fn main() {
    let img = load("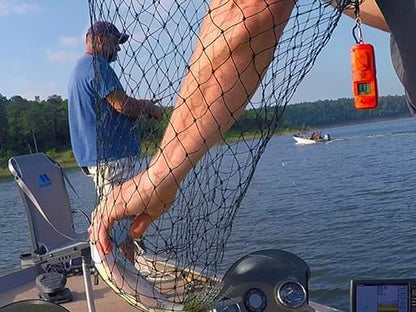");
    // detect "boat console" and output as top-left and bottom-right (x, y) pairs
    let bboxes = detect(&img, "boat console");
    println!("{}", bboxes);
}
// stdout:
(350, 279), (416, 312)
(216, 249), (315, 312)
(216, 250), (416, 312)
